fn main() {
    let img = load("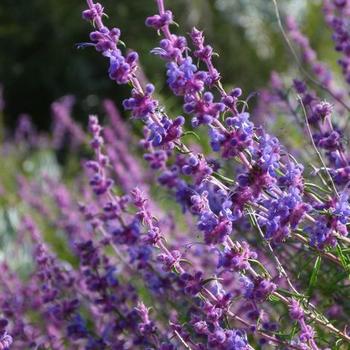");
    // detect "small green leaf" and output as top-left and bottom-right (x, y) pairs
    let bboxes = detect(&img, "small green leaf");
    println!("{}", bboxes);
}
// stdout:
(246, 210), (258, 229)
(212, 171), (235, 184)
(277, 288), (305, 300)
(181, 131), (201, 142)
(175, 145), (191, 154)
(179, 258), (193, 267)
(307, 256), (322, 298)
(118, 39), (126, 48)
(268, 294), (280, 303)
(249, 259), (271, 278)
(304, 182), (332, 194)
(336, 245), (350, 276)
(289, 322), (299, 340)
